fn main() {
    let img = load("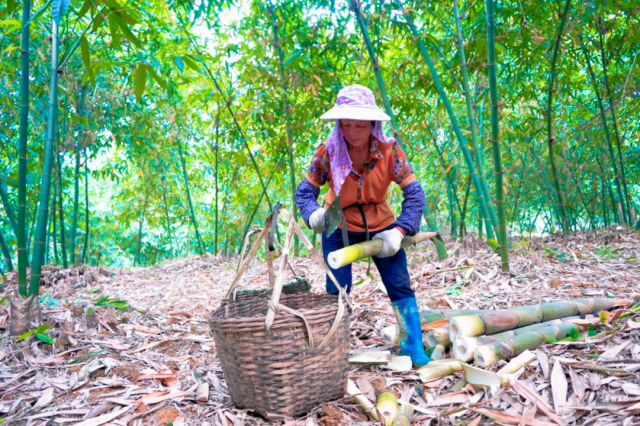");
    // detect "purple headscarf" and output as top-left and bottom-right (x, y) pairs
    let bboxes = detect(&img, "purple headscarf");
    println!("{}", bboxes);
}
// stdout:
(324, 85), (396, 195)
